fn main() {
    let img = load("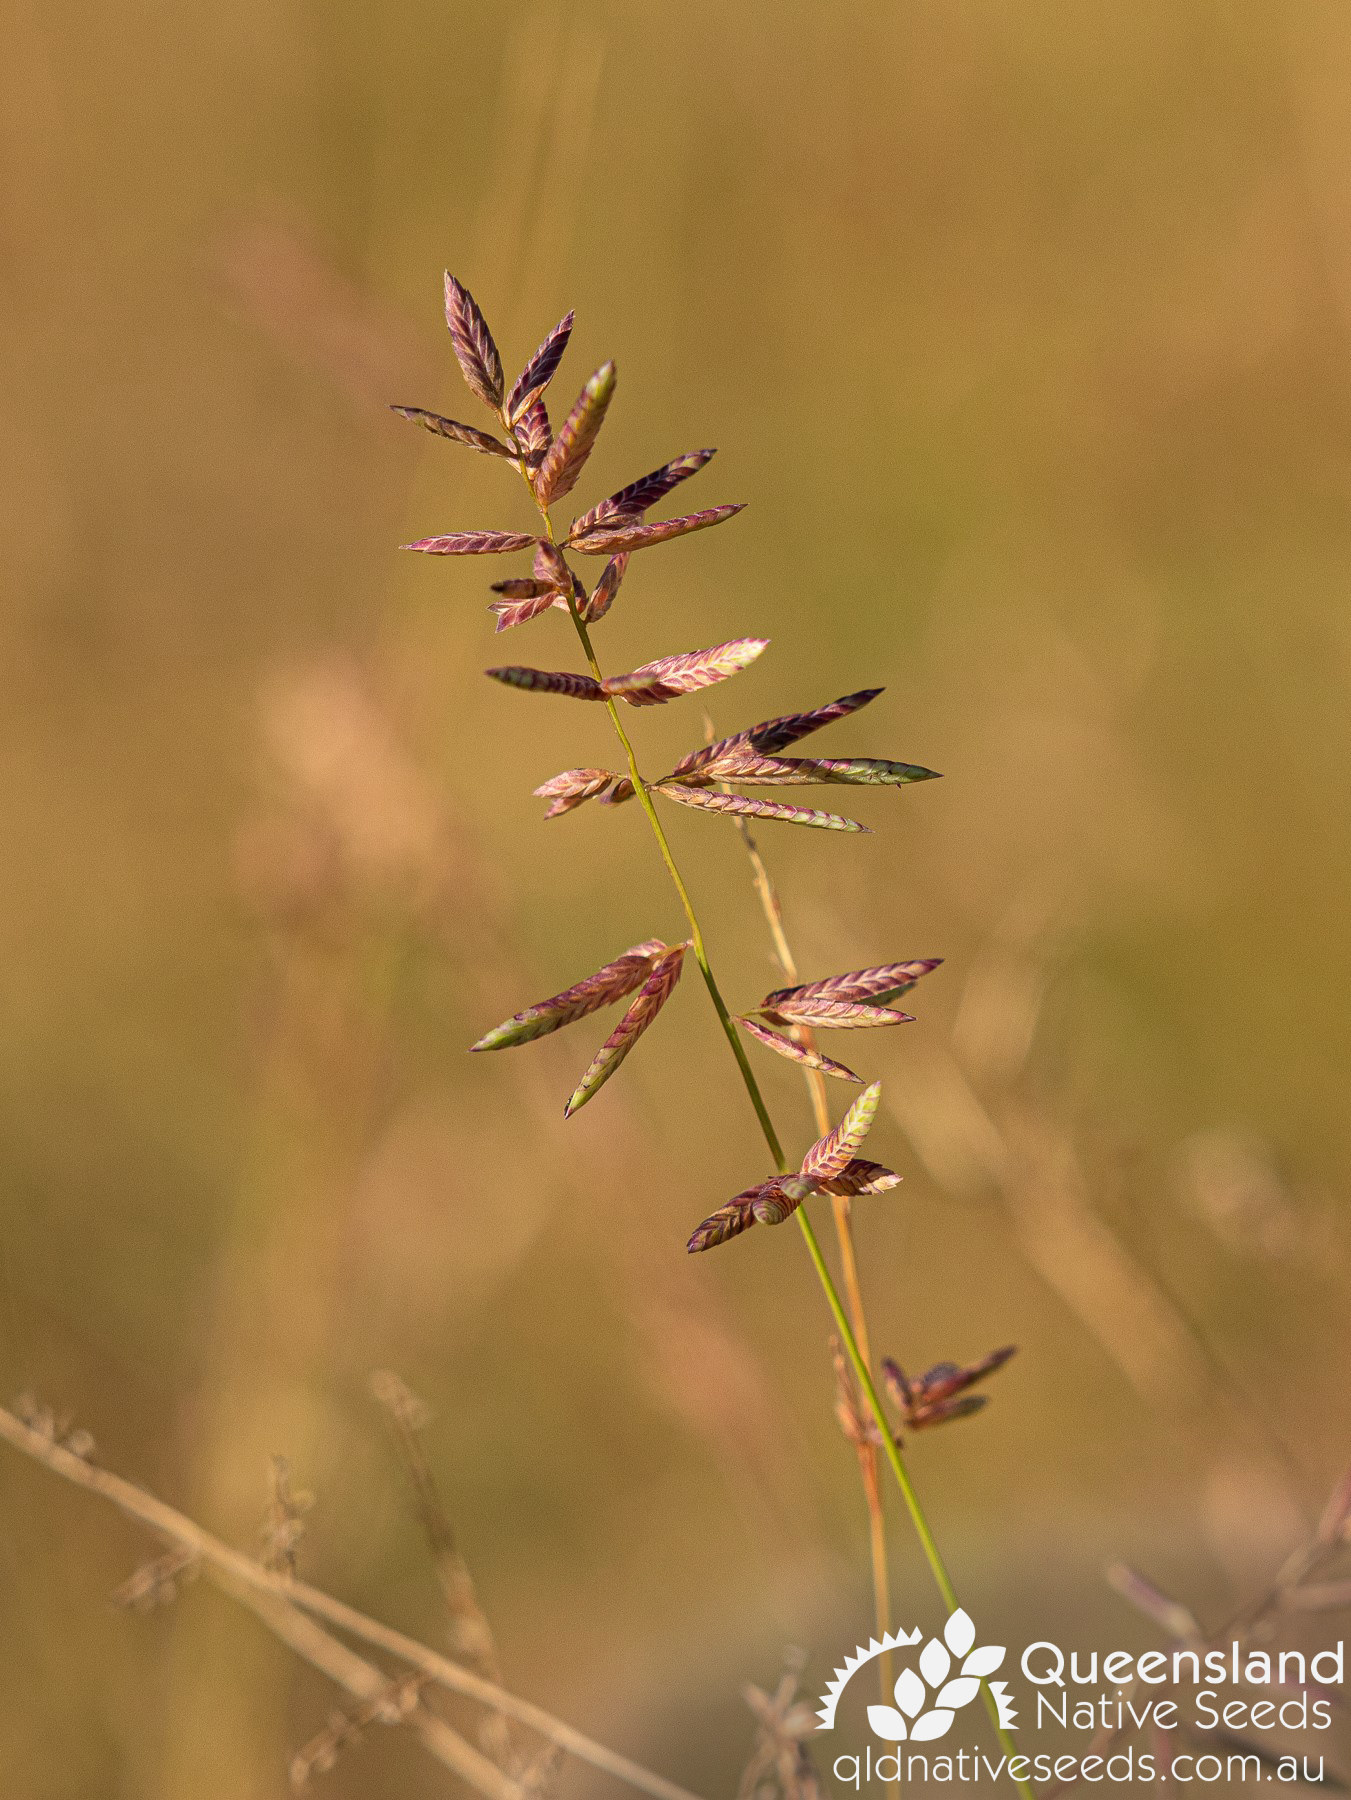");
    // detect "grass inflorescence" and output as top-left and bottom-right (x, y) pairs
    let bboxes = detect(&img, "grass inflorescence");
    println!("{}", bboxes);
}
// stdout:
(399, 271), (1030, 1792)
